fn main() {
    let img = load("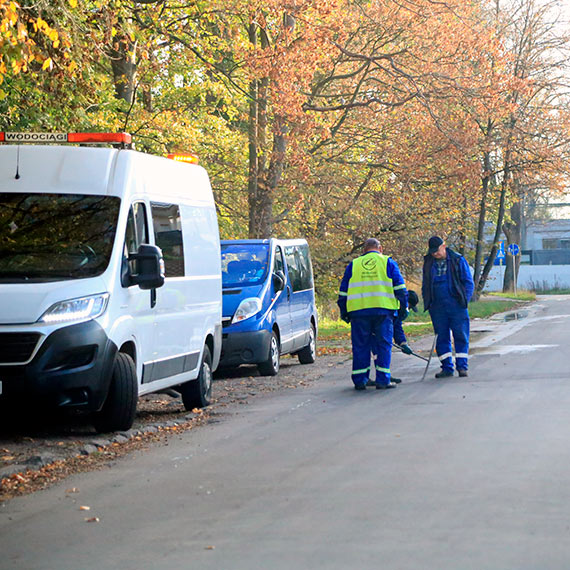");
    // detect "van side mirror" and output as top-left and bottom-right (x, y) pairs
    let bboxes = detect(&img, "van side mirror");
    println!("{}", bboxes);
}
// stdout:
(129, 244), (165, 290)
(272, 270), (286, 292)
